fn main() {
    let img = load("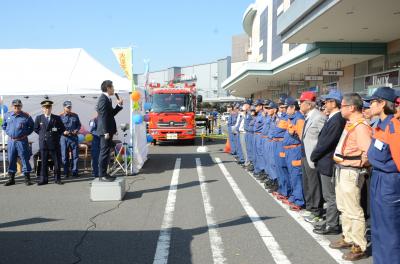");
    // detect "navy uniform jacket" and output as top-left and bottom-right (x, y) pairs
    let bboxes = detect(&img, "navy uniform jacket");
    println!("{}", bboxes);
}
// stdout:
(2, 111), (34, 139)
(34, 114), (65, 150)
(244, 112), (253, 132)
(60, 112), (81, 136)
(254, 112), (264, 133)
